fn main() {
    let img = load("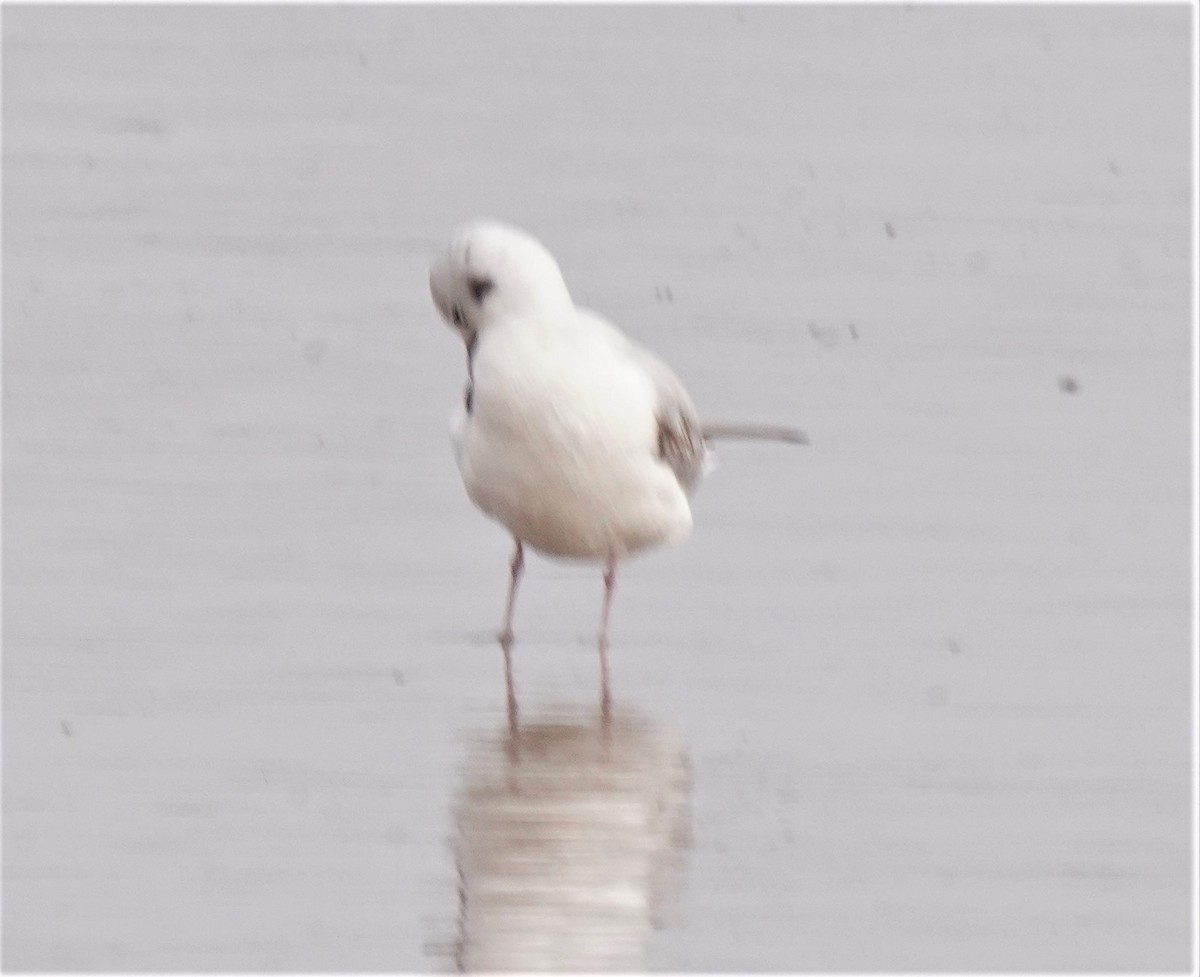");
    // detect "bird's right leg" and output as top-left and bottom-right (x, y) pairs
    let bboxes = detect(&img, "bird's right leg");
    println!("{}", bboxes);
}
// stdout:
(499, 539), (524, 647)
(499, 539), (524, 727)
